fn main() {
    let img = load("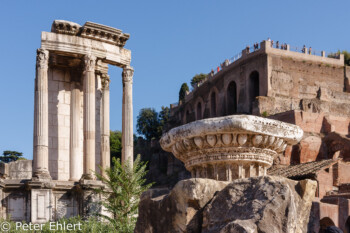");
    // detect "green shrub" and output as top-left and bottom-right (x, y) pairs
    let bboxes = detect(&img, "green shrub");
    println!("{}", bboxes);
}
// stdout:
(94, 155), (153, 233)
